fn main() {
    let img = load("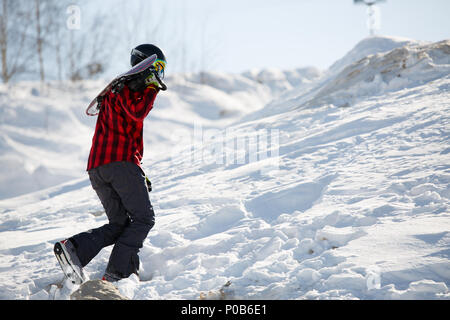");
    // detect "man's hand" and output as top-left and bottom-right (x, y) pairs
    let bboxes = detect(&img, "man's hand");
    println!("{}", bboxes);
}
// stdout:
(145, 175), (152, 193)
(144, 73), (159, 88)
